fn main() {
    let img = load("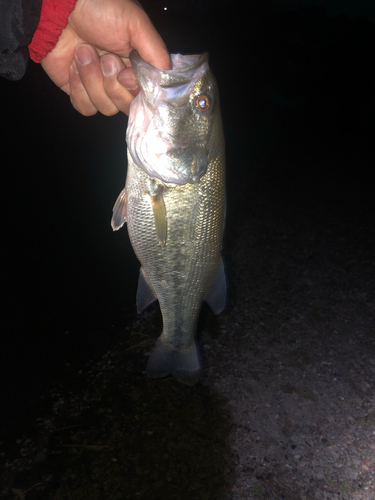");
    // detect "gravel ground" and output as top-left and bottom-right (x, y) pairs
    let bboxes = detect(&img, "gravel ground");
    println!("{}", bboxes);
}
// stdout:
(1, 147), (374, 500)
